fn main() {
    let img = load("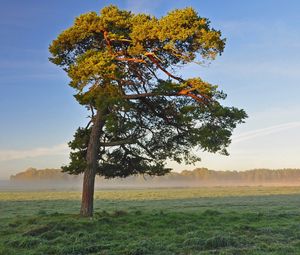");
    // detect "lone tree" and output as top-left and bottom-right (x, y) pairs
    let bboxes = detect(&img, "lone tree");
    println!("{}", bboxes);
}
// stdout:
(49, 6), (247, 217)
